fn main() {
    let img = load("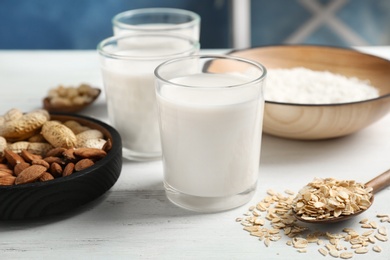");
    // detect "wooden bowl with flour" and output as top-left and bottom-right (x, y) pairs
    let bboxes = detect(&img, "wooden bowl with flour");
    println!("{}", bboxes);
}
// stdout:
(227, 45), (390, 140)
